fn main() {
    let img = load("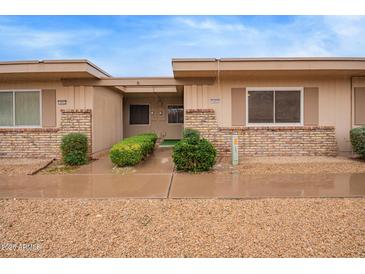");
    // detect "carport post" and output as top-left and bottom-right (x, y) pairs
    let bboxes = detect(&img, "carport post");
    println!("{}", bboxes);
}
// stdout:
(232, 132), (239, 166)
